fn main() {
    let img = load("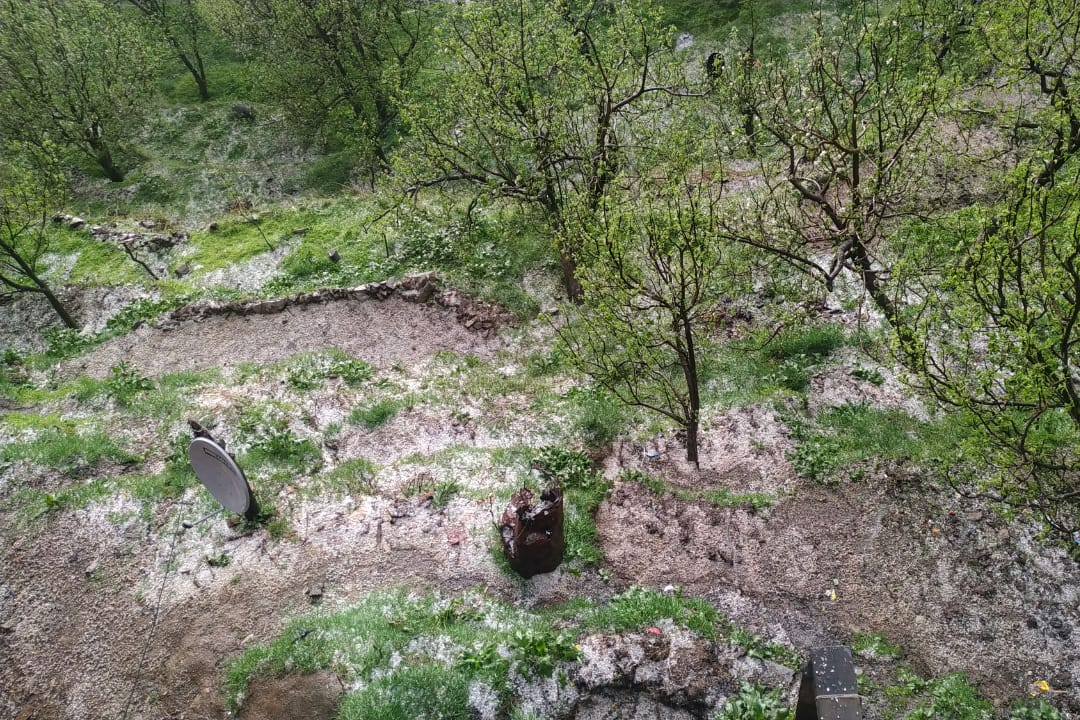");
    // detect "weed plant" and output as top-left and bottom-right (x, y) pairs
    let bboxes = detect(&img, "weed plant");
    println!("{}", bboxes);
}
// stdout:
(232, 400), (322, 476)
(102, 298), (180, 337)
(432, 479), (462, 508)
(1010, 699), (1065, 720)
(715, 682), (793, 720)
(904, 673), (993, 720)
(41, 328), (93, 362)
(241, 428), (321, 473)
(284, 350), (373, 390)
(105, 362), (153, 406)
